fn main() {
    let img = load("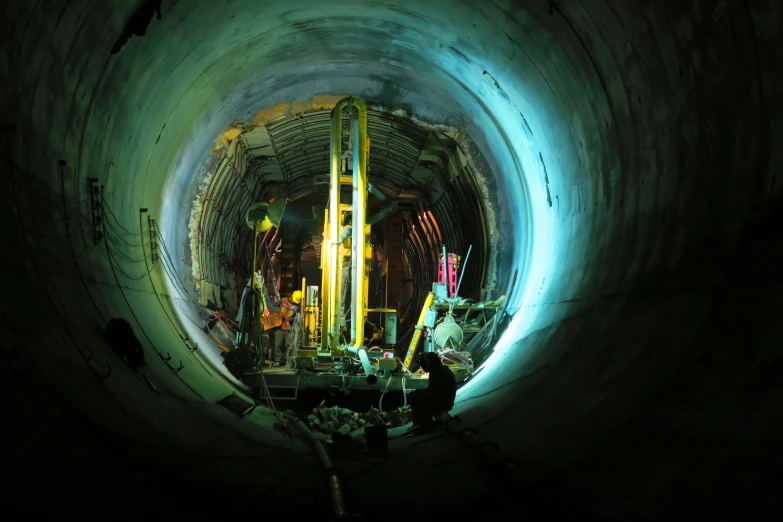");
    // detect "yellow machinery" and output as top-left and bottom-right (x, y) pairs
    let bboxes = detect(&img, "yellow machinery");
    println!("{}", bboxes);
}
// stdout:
(403, 292), (435, 370)
(241, 99), (491, 395)
(287, 97), (484, 384)
(246, 98), (493, 393)
(288, 97), (393, 383)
